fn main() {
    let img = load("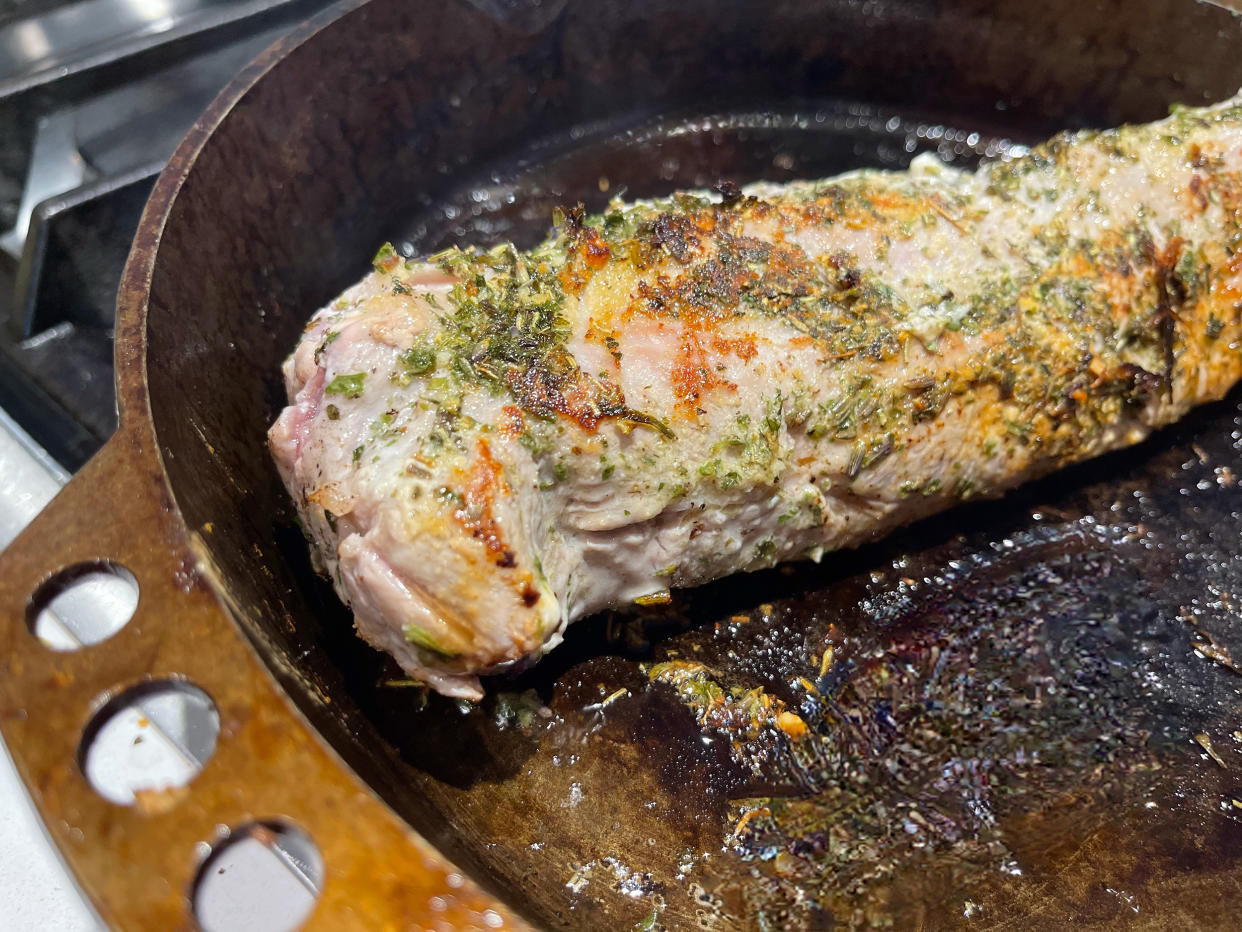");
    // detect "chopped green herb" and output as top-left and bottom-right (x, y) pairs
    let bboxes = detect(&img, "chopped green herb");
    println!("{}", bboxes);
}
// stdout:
(635, 589), (672, 606)
(402, 624), (457, 657)
(314, 330), (341, 363)
(326, 372), (366, 398)
(398, 345), (436, 378)
(372, 241), (399, 271)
